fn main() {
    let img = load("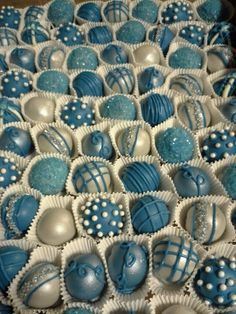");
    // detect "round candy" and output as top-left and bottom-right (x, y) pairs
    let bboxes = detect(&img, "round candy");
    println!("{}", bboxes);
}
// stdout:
(37, 45), (66, 71)
(60, 99), (95, 129)
(82, 131), (113, 160)
(0, 97), (23, 124)
(169, 47), (203, 69)
(23, 96), (55, 123)
(36, 70), (69, 94)
(0, 156), (21, 189)
(116, 20), (146, 44)
(213, 71), (236, 97)
(161, 305), (196, 314)
(24, 6), (45, 24)
(133, 45), (160, 66)
(28, 157), (69, 195)
(201, 129), (236, 162)
(64, 253), (106, 302)
(138, 67), (165, 94)
(207, 22), (236, 47)
(72, 161), (112, 193)
(88, 25), (113, 44)
(120, 161), (160, 193)
(161, 1), (194, 24)
(141, 93), (174, 126)
(132, 0), (159, 24)
(173, 165), (211, 197)
(1, 70), (32, 98)
(107, 241), (148, 293)
(79, 196), (125, 238)
(72, 71), (104, 97)
(0, 246), (28, 292)
(103, 1), (129, 23)
(106, 67), (134, 94)
(64, 308), (94, 314)
(197, 0), (231, 23)
(0, 28), (17, 47)
(9, 47), (36, 73)
(0, 53), (8, 74)
(101, 44), (128, 65)
(131, 195), (170, 234)
(169, 74), (204, 96)
(207, 46), (236, 73)
(100, 95), (136, 120)
(177, 99), (211, 131)
(1, 193), (39, 239)
(0, 6), (20, 29)
(55, 23), (85, 46)
(148, 25), (175, 55)
(194, 256), (236, 308)
(67, 47), (98, 71)
(47, 0), (74, 27)
(77, 2), (101, 22)
(156, 127), (194, 163)
(0, 303), (13, 314)
(220, 164), (236, 200)
(116, 125), (151, 157)
(21, 22), (49, 45)
(179, 24), (205, 46)
(153, 235), (199, 284)
(36, 207), (76, 245)
(18, 262), (60, 308)
(185, 201), (226, 244)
